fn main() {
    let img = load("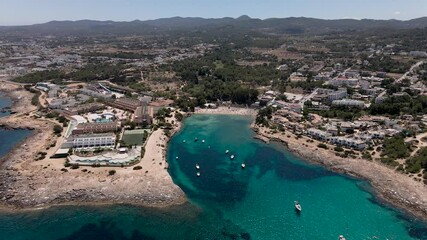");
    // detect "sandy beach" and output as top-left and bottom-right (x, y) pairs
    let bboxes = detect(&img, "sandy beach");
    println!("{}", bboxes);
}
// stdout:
(252, 125), (427, 221)
(195, 106), (257, 116)
(0, 80), (186, 209)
